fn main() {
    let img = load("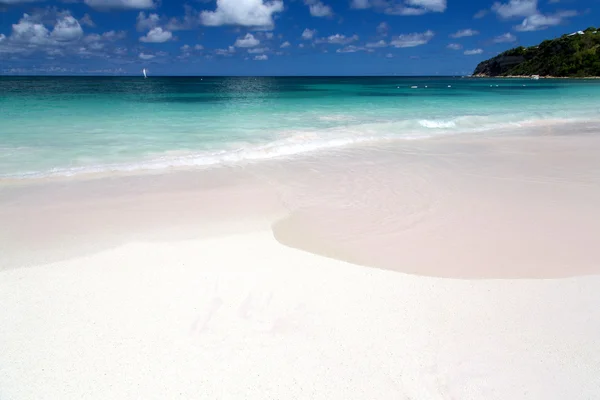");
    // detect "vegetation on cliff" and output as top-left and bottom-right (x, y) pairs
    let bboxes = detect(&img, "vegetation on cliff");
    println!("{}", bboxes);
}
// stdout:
(473, 27), (600, 77)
